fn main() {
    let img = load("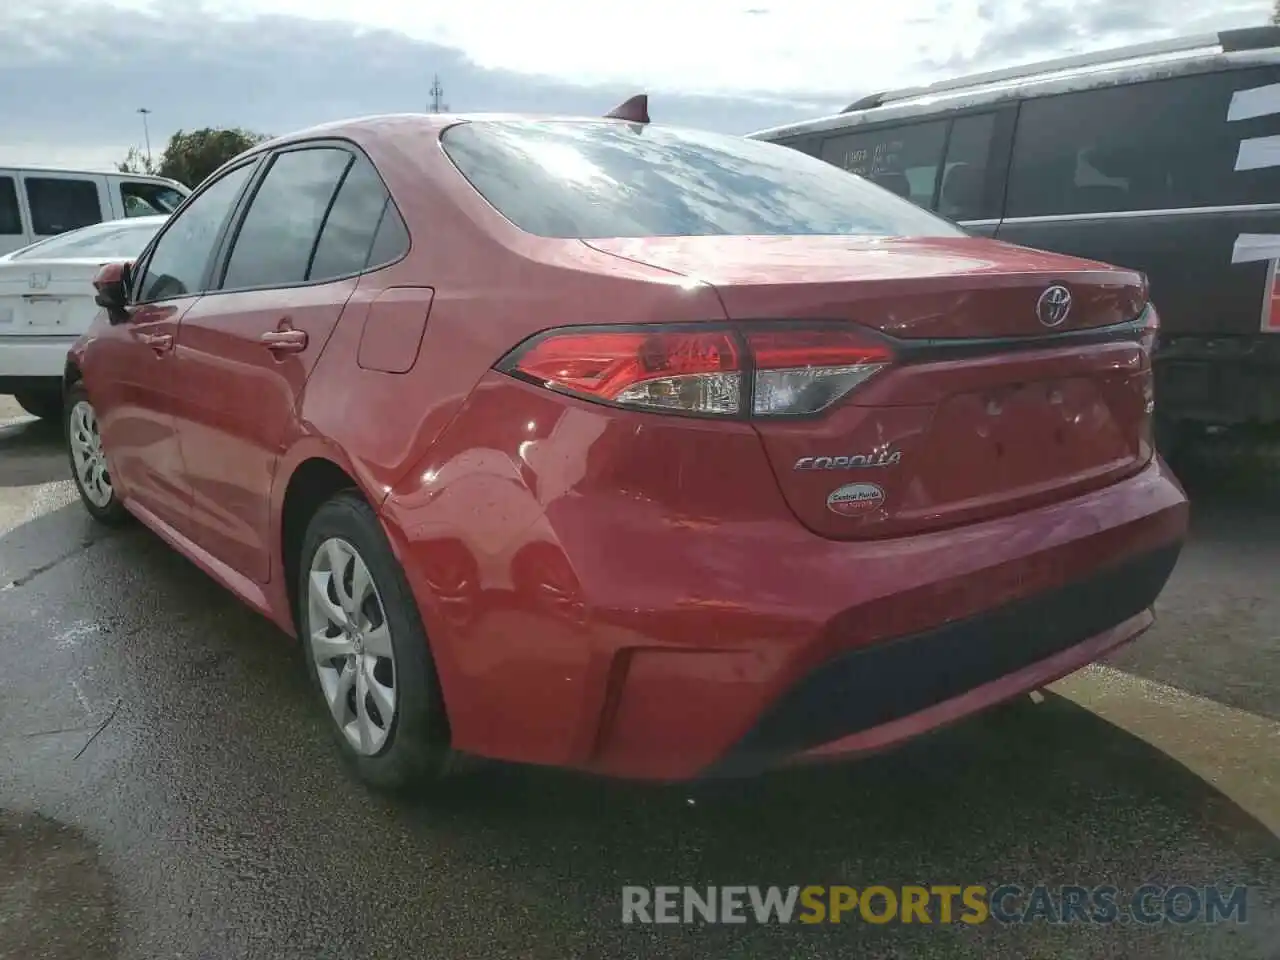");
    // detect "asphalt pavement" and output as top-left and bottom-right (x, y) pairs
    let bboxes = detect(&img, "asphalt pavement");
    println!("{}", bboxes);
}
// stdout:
(1, 395), (1277, 959)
